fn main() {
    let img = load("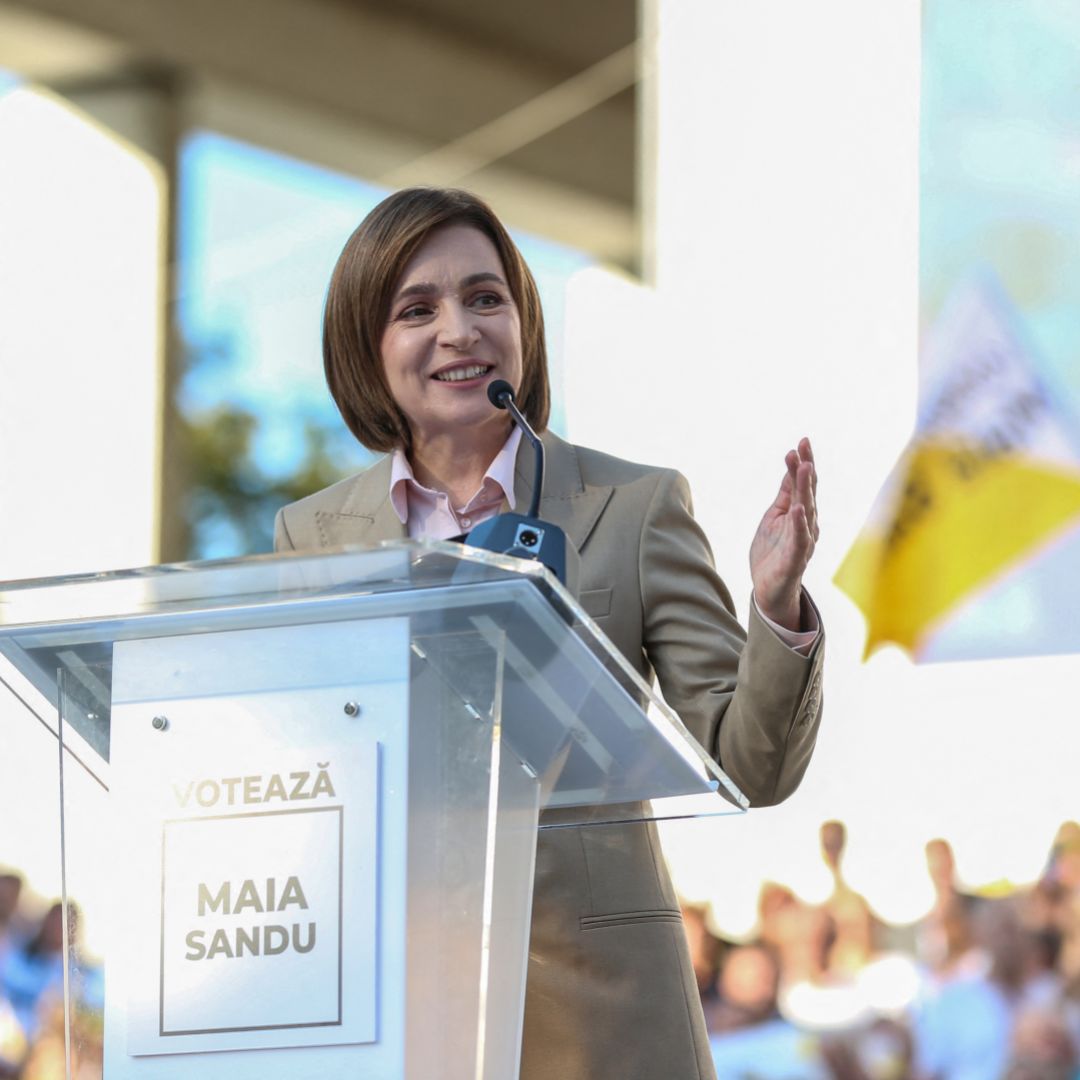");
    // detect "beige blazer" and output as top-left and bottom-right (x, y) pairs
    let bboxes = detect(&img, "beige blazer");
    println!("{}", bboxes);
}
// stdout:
(275, 430), (824, 1080)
